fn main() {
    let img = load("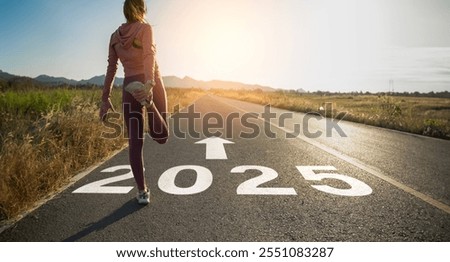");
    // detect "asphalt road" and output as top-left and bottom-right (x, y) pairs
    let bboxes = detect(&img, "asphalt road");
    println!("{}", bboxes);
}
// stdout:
(1, 95), (449, 241)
